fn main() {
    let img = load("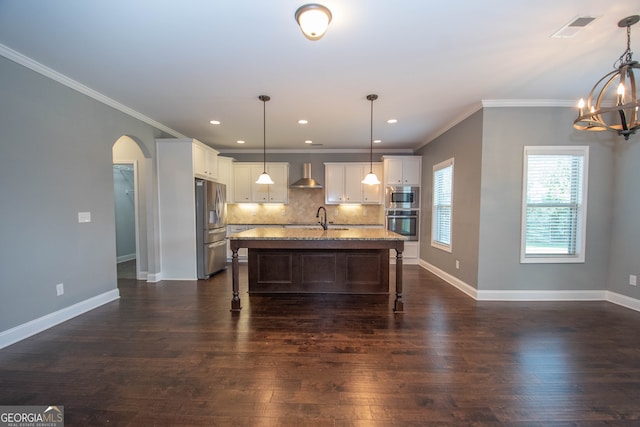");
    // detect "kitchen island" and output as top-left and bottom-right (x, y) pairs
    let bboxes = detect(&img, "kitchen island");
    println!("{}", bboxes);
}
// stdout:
(228, 227), (406, 313)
